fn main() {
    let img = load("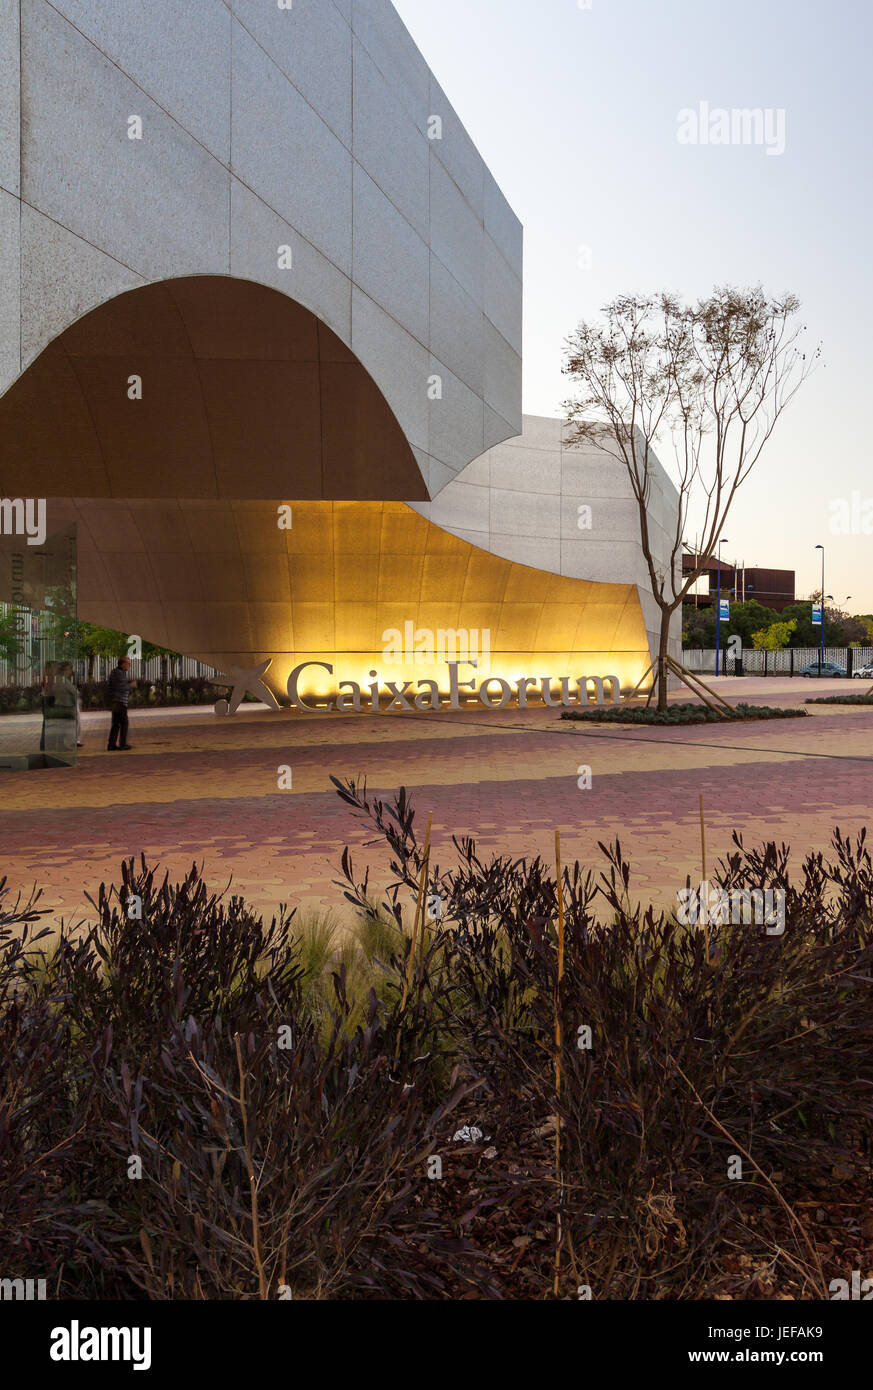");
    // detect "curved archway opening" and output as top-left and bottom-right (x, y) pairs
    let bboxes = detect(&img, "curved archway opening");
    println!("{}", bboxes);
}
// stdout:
(0, 276), (428, 501)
